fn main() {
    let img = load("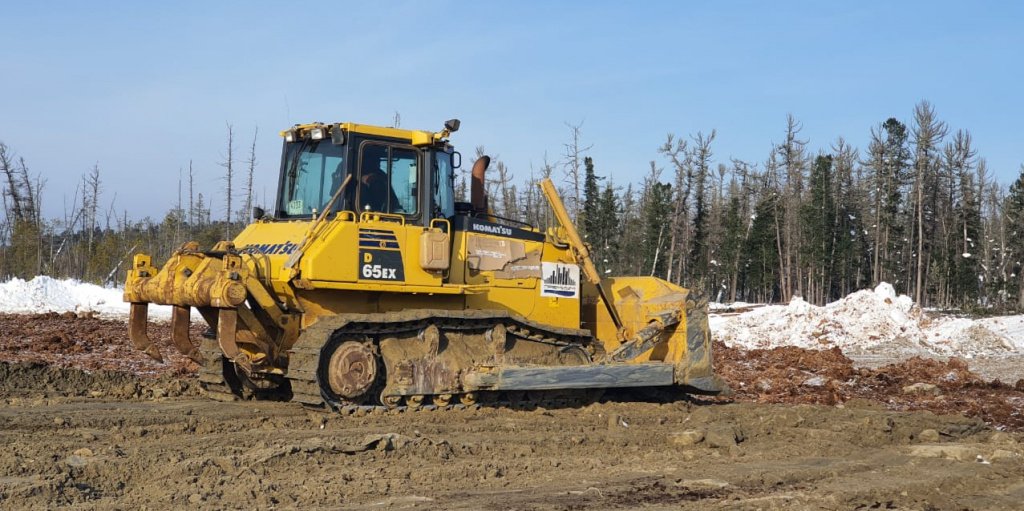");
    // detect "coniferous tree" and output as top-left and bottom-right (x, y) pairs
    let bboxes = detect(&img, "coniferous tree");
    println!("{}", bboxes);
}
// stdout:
(801, 154), (835, 304)
(592, 179), (620, 275)
(743, 184), (781, 302)
(718, 177), (745, 302)
(1003, 166), (1024, 308)
(581, 156), (600, 241)
(688, 131), (715, 288)
(944, 130), (981, 306)
(638, 163), (672, 277)
(866, 118), (911, 290)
